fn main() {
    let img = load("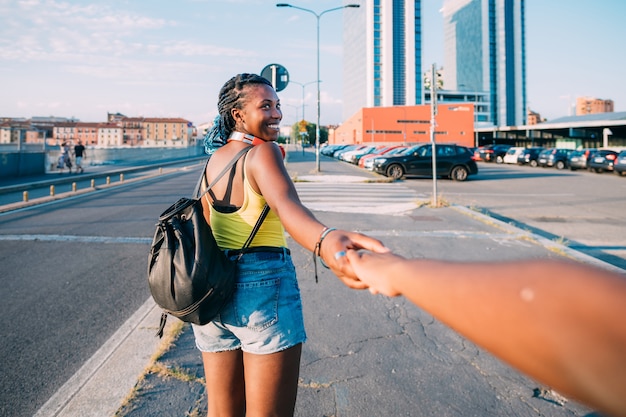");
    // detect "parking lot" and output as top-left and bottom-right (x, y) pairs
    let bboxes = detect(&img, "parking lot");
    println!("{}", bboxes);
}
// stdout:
(325, 143), (626, 271)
